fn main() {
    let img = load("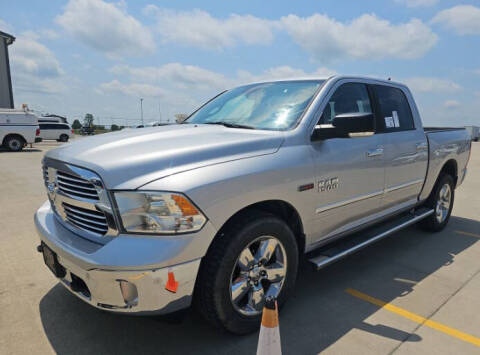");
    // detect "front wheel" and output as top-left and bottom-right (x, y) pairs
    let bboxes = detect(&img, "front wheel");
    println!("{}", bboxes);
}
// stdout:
(195, 211), (298, 334)
(419, 173), (455, 232)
